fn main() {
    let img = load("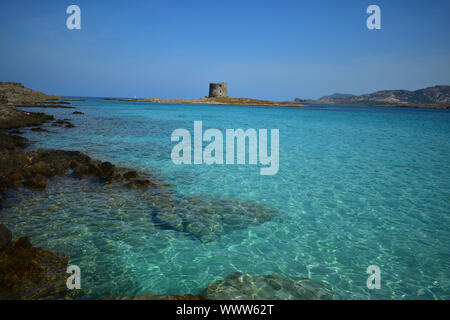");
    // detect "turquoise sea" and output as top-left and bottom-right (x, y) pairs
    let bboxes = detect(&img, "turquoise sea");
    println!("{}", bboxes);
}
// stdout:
(2, 99), (450, 299)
